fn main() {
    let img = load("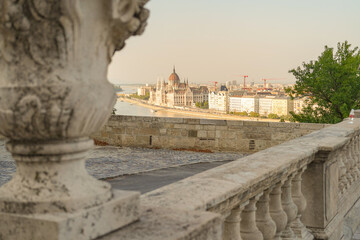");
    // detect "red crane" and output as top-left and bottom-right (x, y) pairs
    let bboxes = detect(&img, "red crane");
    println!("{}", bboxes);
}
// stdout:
(209, 81), (218, 88)
(234, 75), (249, 89)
